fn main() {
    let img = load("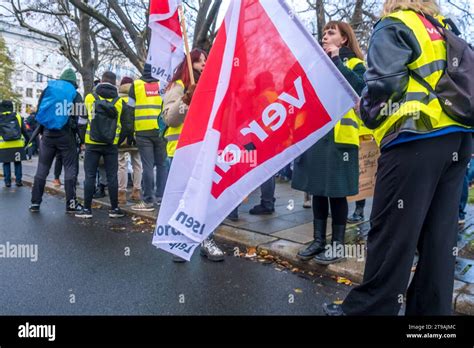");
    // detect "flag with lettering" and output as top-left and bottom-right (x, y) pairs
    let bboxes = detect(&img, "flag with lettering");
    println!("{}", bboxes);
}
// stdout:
(147, 0), (184, 90)
(152, 0), (359, 260)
